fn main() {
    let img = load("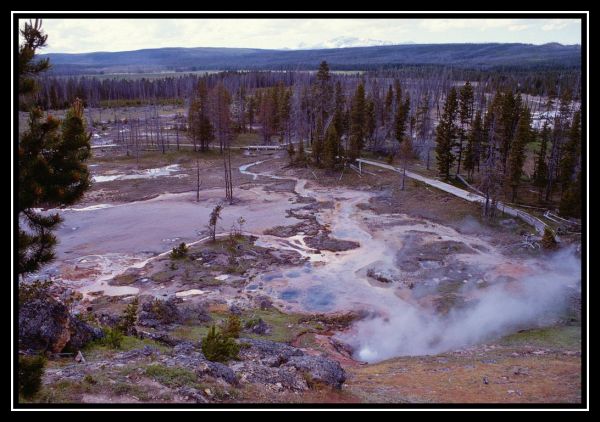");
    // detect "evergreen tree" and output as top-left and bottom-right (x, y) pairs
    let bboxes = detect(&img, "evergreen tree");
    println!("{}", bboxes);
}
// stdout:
(384, 85), (394, 126)
(435, 87), (458, 180)
(333, 81), (346, 139)
(322, 125), (339, 170)
(188, 80), (214, 152)
(394, 87), (410, 145)
(545, 89), (573, 201)
(557, 110), (581, 218)
(559, 110), (581, 194)
(479, 95), (503, 219)
(18, 19), (49, 99)
(312, 115), (324, 166)
(348, 83), (366, 161)
(463, 110), (483, 180)
(18, 20), (91, 275)
(314, 61), (332, 124)
(506, 106), (532, 202)
(456, 81), (474, 176)
(365, 98), (376, 146)
(533, 122), (551, 202)
(498, 91), (521, 173)
(559, 170), (581, 218)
